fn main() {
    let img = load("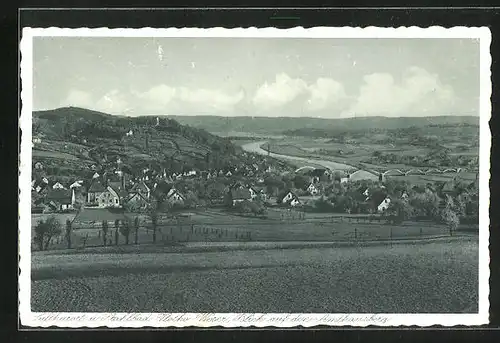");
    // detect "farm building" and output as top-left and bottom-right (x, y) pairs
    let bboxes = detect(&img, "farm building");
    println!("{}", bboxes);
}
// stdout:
(45, 189), (75, 212)
(130, 181), (151, 199)
(306, 183), (320, 196)
(125, 192), (150, 212)
(226, 188), (252, 206)
(248, 186), (259, 199)
(377, 197), (391, 213)
(87, 180), (106, 203)
(165, 187), (186, 205)
(278, 191), (301, 207)
(87, 180), (123, 208)
(71, 207), (130, 229)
